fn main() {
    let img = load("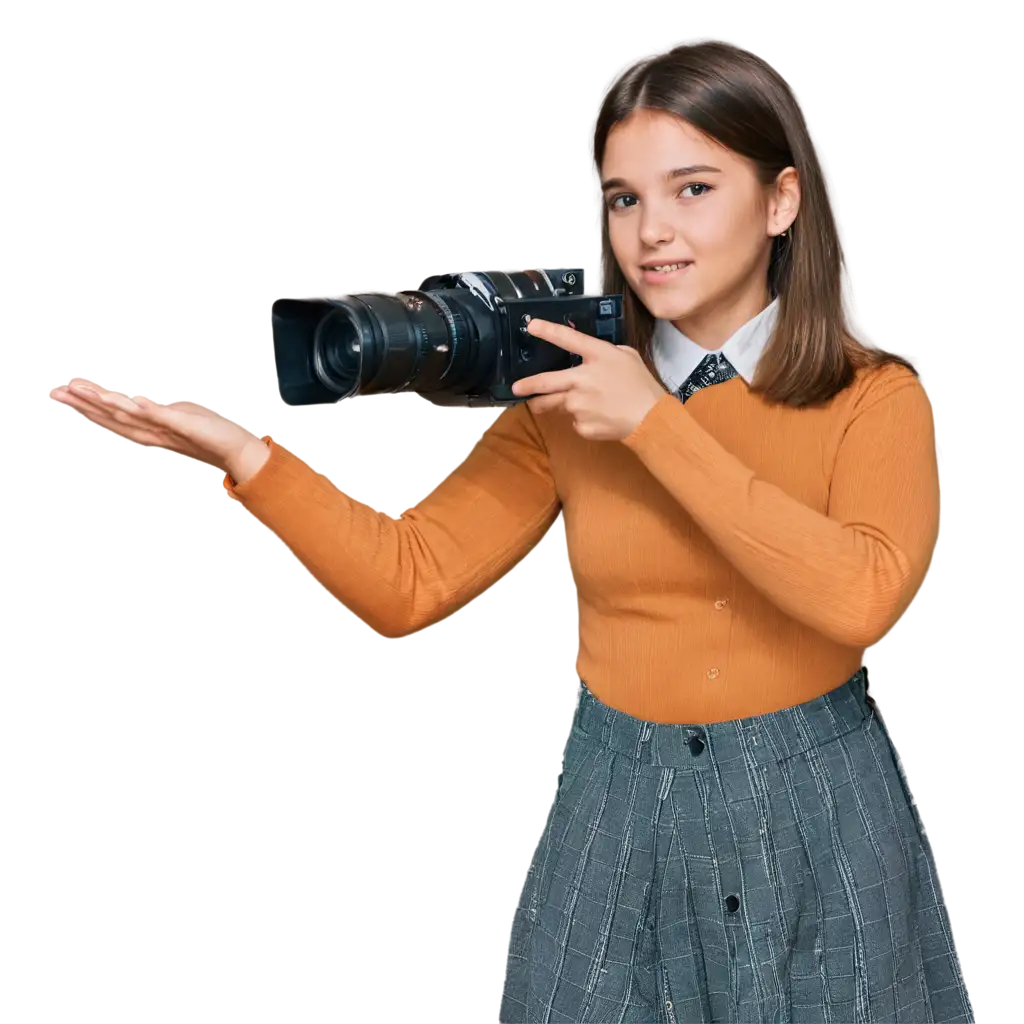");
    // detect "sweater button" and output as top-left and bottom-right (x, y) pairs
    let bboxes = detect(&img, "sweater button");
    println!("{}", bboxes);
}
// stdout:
(714, 598), (728, 610)
(707, 668), (720, 680)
